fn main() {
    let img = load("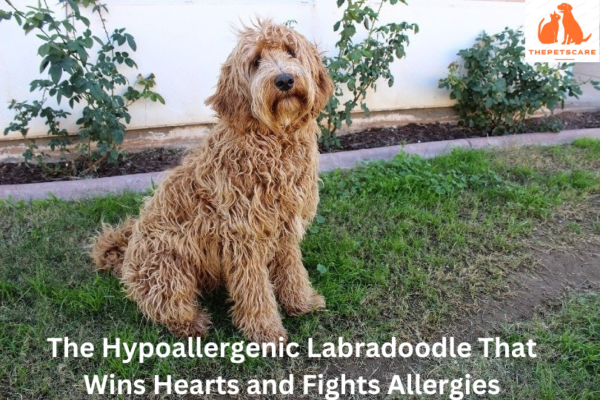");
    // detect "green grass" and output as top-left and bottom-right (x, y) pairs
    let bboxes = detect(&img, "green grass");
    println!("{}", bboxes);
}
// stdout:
(572, 137), (600, 156)
(432, 291), (600, 399)
(0, 141), (599, 398)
